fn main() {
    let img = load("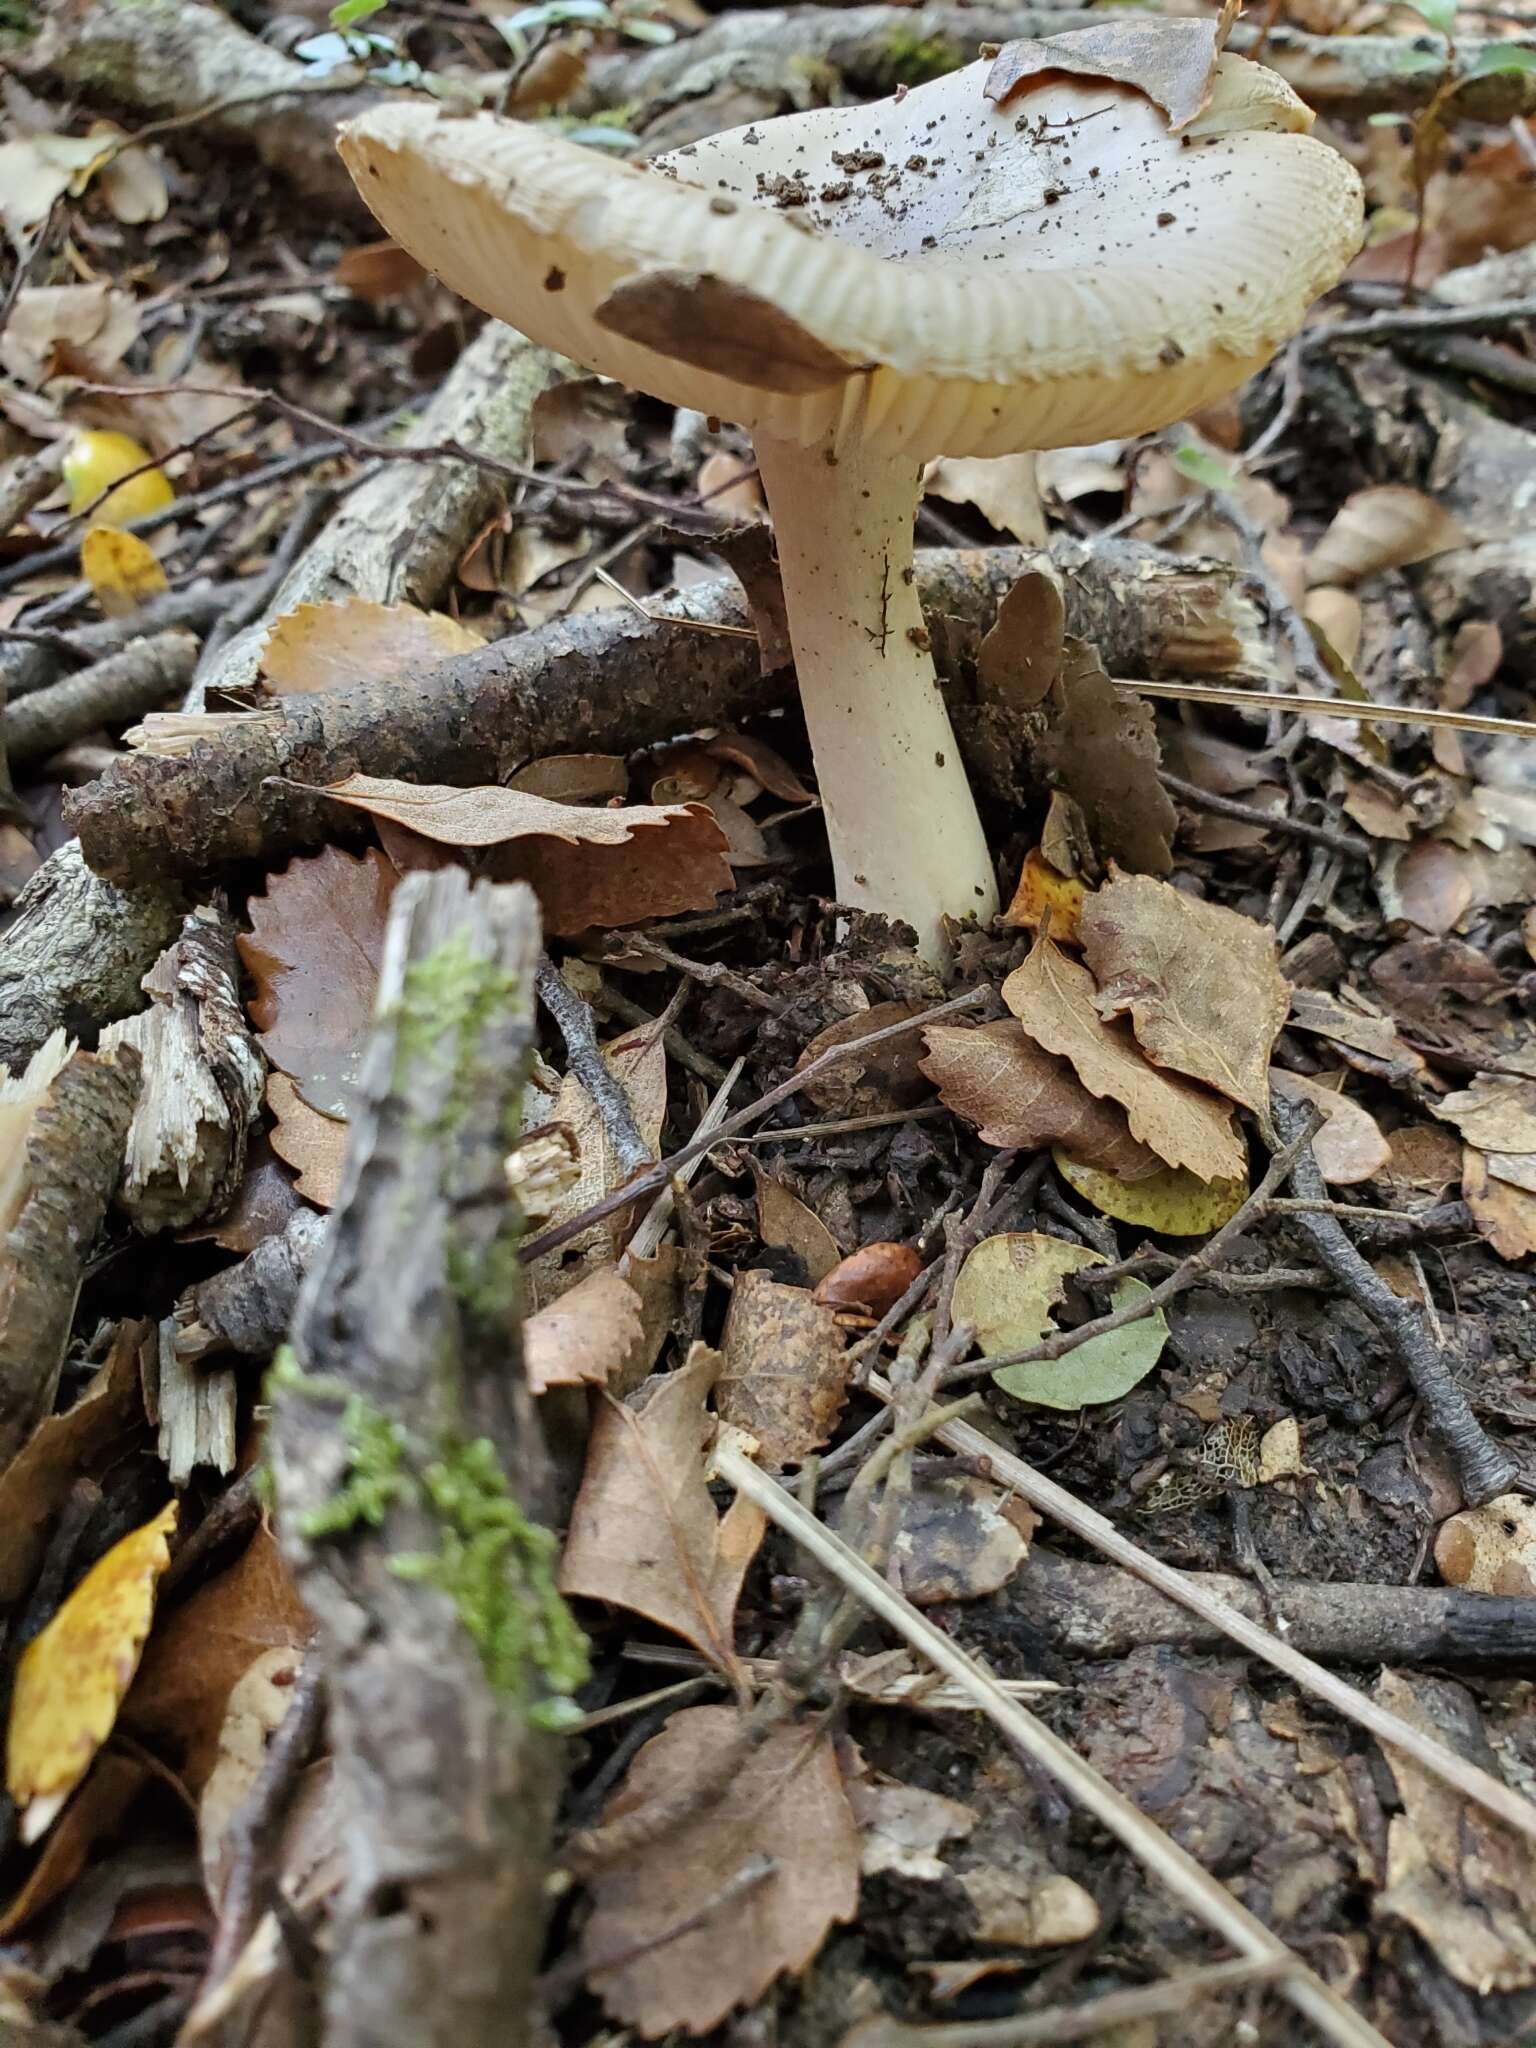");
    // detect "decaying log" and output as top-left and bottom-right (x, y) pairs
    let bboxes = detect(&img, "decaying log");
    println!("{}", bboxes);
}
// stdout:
(270, 870), (575, 2048)
(3, 630), (199, 768)
(993, 1549), (1536, 1670)
(21, 0), (377, 219)
(144, 1314), (235, 1489)
(68, 541), (1270, 886)
(99, 902), (263, 1235)
(0, 1037), (140, 1472)
(0, 843), (185, 1073)
(188, 321), (565, 709)
(179, 1208), (327, 1362)
(578, 4), (1536, 122)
